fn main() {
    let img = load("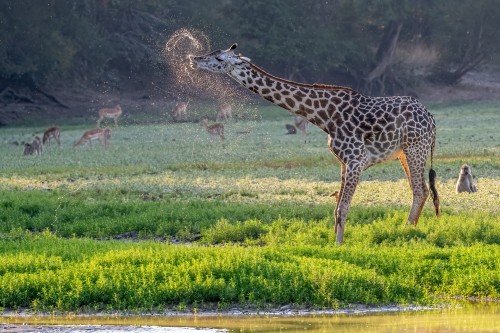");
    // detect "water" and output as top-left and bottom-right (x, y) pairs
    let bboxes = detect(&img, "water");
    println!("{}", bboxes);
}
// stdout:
(164, 28), (210, 90)
(1, 303), (498, 333)
(163, 29), (257, 117)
